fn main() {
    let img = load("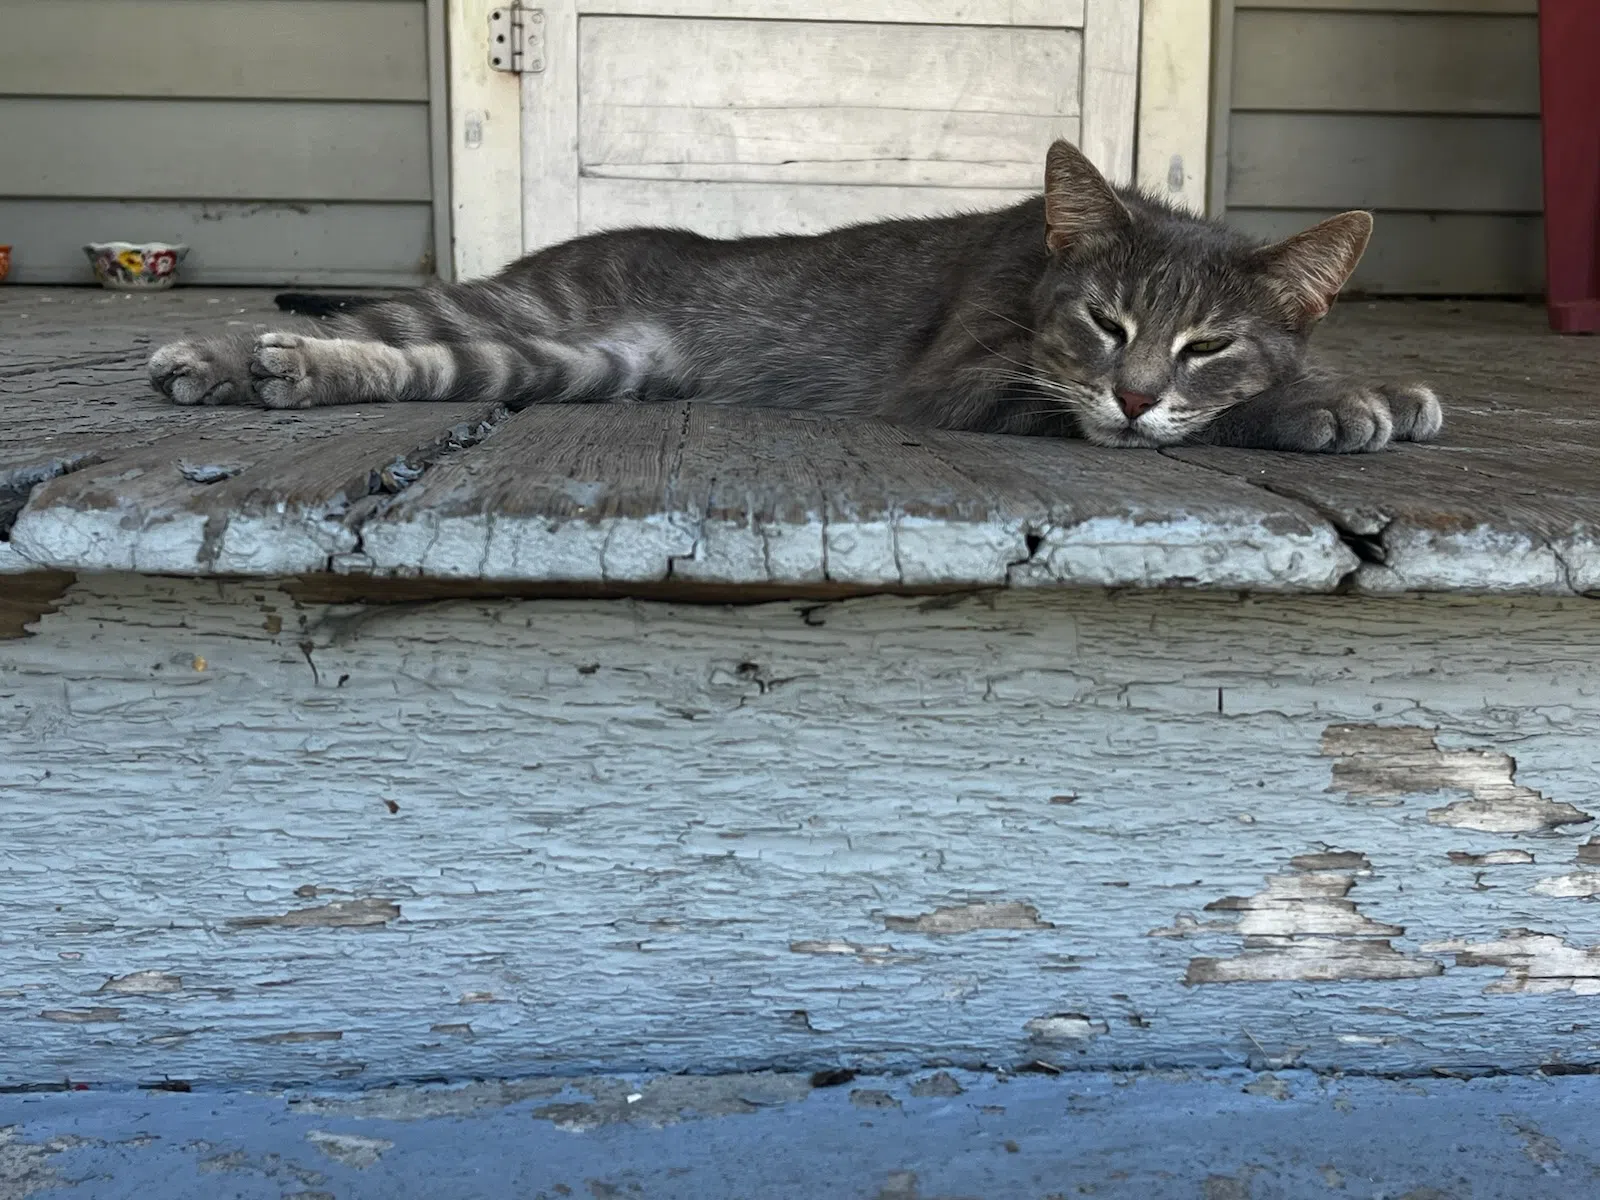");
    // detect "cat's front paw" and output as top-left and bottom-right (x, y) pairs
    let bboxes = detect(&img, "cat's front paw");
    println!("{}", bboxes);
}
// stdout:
(148, 339), (251, 406)
(248, 332), (319, 409)
(1286, 385), (1396, 454)
(1382, 382), (1444, 443)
